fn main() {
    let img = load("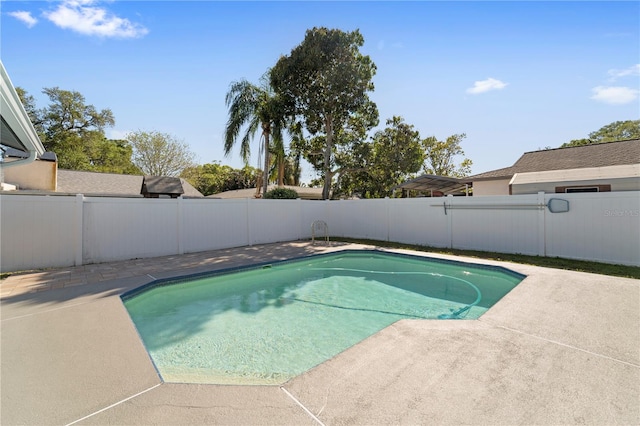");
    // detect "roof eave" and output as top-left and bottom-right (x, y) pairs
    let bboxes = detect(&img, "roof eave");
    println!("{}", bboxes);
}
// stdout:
(0, 61), (45, 168)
